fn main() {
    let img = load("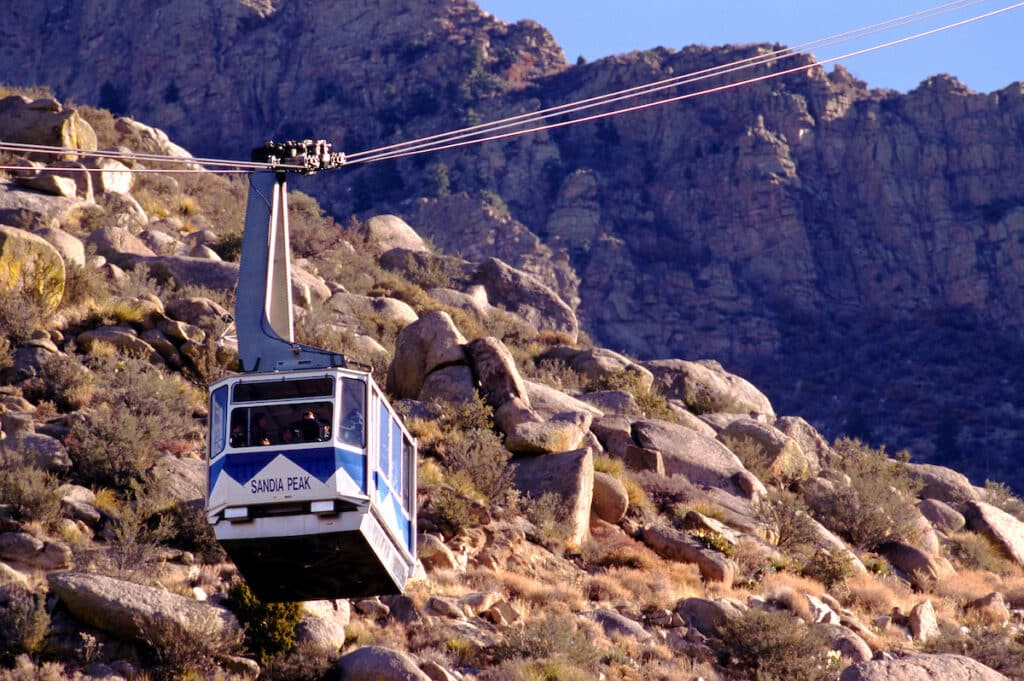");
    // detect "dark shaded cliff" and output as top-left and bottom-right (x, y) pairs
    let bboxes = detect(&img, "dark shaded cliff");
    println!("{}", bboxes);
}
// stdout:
(4, 0), (1024, 489)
